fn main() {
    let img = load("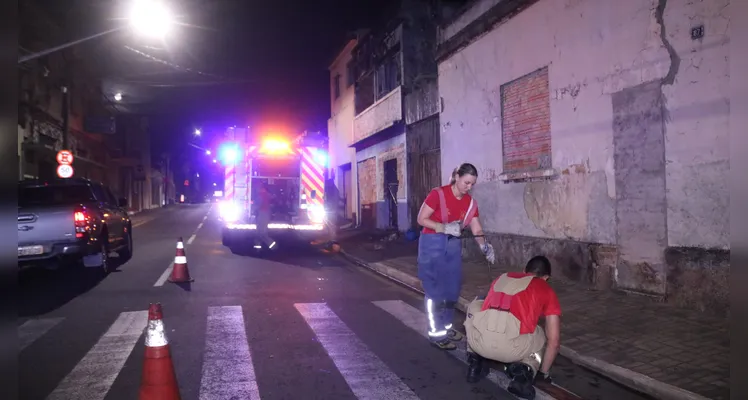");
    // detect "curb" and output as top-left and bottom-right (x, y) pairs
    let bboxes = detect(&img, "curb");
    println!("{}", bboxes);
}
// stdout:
(339, 250), (710, 400)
